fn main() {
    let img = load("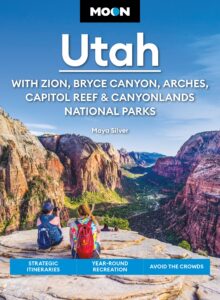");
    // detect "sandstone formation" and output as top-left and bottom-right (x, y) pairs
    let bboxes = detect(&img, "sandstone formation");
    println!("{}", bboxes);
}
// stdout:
(0, 109), (121, 234)
(0, 109), (65, 233)
(118, 148), (135, 166)
(153, 131), (220, 256)
(0, 228), (219, 299)
(153, 156), (188, 183)
(39, 135), (121, 196)
(166, 156), (220, 256)
(99, 143), (120, 164)
(153, 131), (220, 182)
(176, 131), (220, 162)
